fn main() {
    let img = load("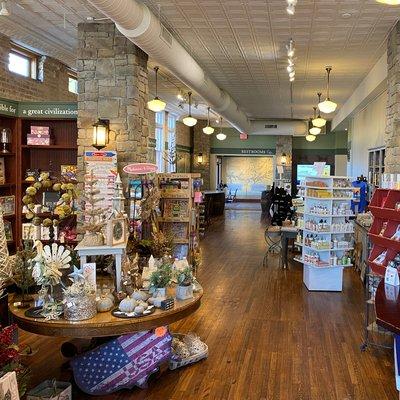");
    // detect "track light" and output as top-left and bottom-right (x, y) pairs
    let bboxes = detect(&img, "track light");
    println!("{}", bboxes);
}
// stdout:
(286, 0), (297, 15)
(289, 71), (295, 78)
